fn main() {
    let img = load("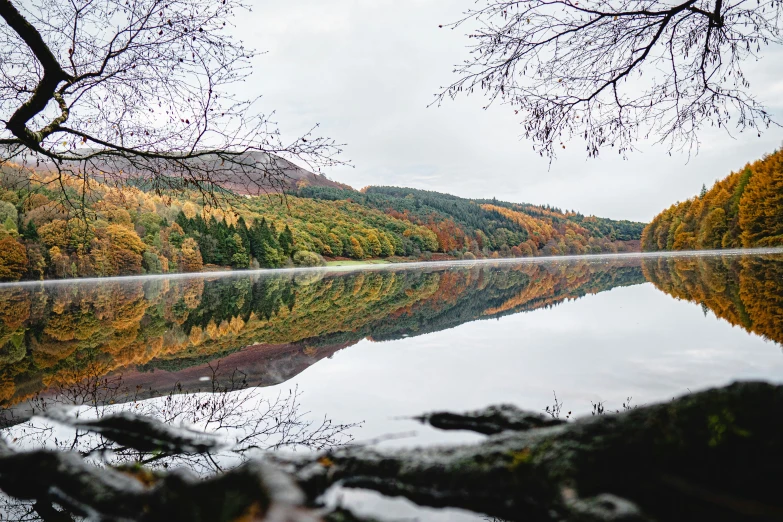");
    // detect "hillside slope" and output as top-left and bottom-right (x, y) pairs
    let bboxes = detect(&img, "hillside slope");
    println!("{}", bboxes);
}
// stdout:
(297, 185), (644, 257)
(0, 162), (645, 281)
(642, 149), (783, 251)
(36, 150), (351, 195)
